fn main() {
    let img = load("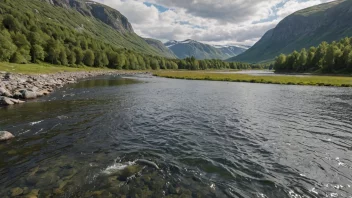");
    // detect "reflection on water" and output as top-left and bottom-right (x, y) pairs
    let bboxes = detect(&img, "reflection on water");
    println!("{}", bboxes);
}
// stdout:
(0, 75), (351, 198)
